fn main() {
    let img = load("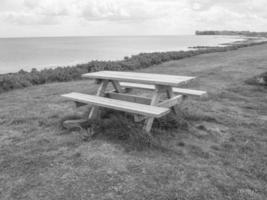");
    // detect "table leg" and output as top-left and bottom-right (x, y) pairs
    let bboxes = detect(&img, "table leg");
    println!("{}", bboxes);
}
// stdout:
(111, 80), (124, 93)
(143, 86), (161, 132)
(88, 79), (109, 120)
(165, 86), (179, 114)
